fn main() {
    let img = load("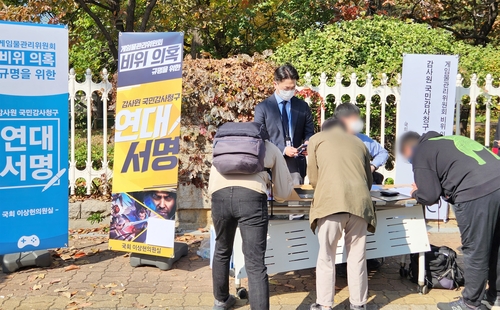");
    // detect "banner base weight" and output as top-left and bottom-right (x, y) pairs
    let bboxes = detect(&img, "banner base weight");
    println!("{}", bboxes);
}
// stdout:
(1, 250), (52, 273)
(129, 242), (188, 270)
